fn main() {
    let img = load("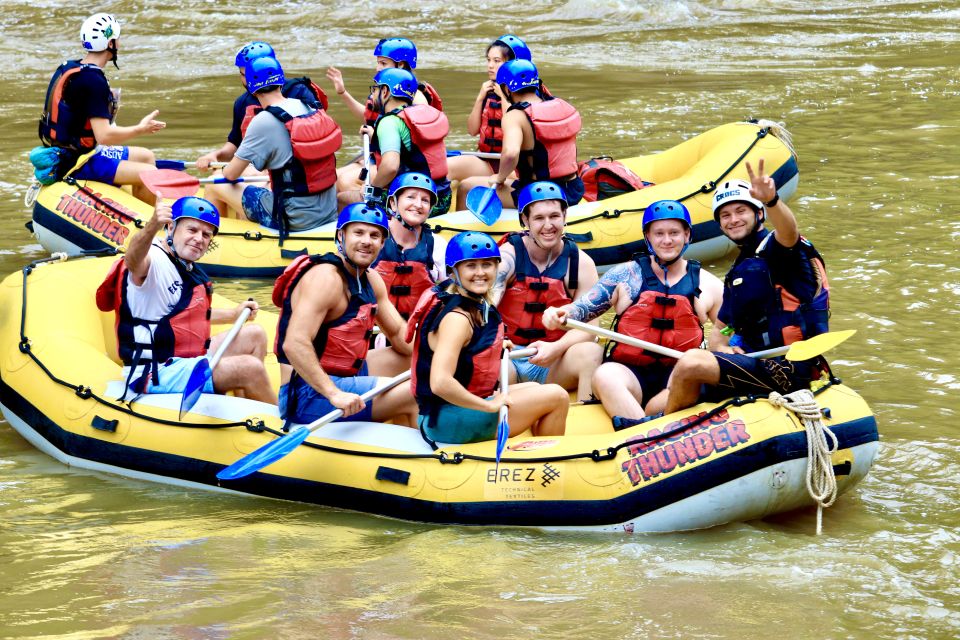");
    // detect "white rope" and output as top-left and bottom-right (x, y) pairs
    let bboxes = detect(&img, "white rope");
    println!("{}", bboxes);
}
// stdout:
(767, 388), (838, 534)
(754, 119), (797, 160)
